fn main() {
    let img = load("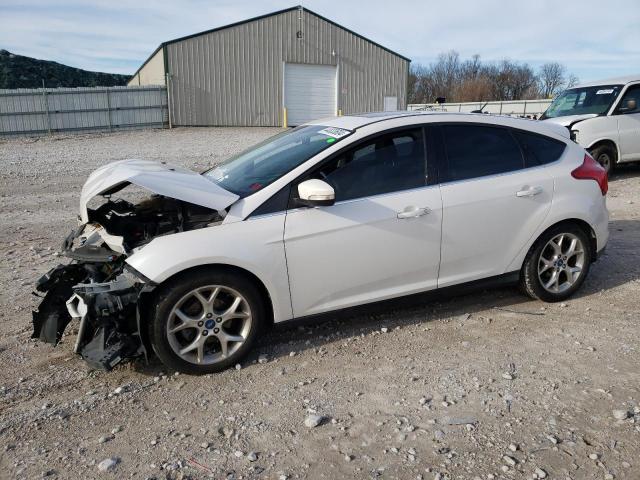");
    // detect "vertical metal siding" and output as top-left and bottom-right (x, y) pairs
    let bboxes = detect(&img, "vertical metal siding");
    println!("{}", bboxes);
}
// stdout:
(0, 86), (168, 136)
(166, 9), (408, 126)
